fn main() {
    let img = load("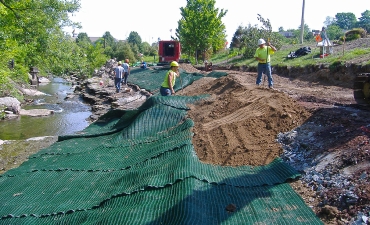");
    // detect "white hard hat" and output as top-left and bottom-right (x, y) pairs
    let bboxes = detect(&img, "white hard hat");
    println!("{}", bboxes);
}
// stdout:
(258, 39), (266, 45)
